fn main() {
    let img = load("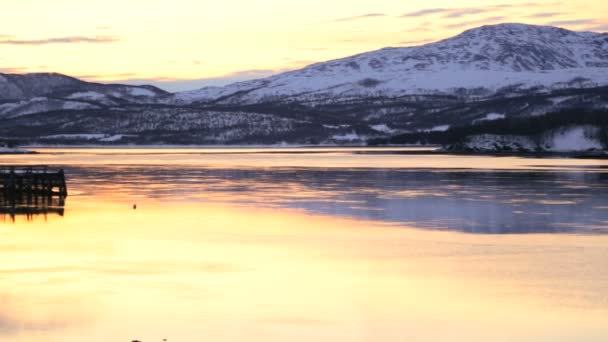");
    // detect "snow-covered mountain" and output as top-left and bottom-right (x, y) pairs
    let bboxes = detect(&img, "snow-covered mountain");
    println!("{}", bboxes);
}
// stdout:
(0, 73), (170, 118)
(0, 23), (607, 147)
(175, 23), (608, 105)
